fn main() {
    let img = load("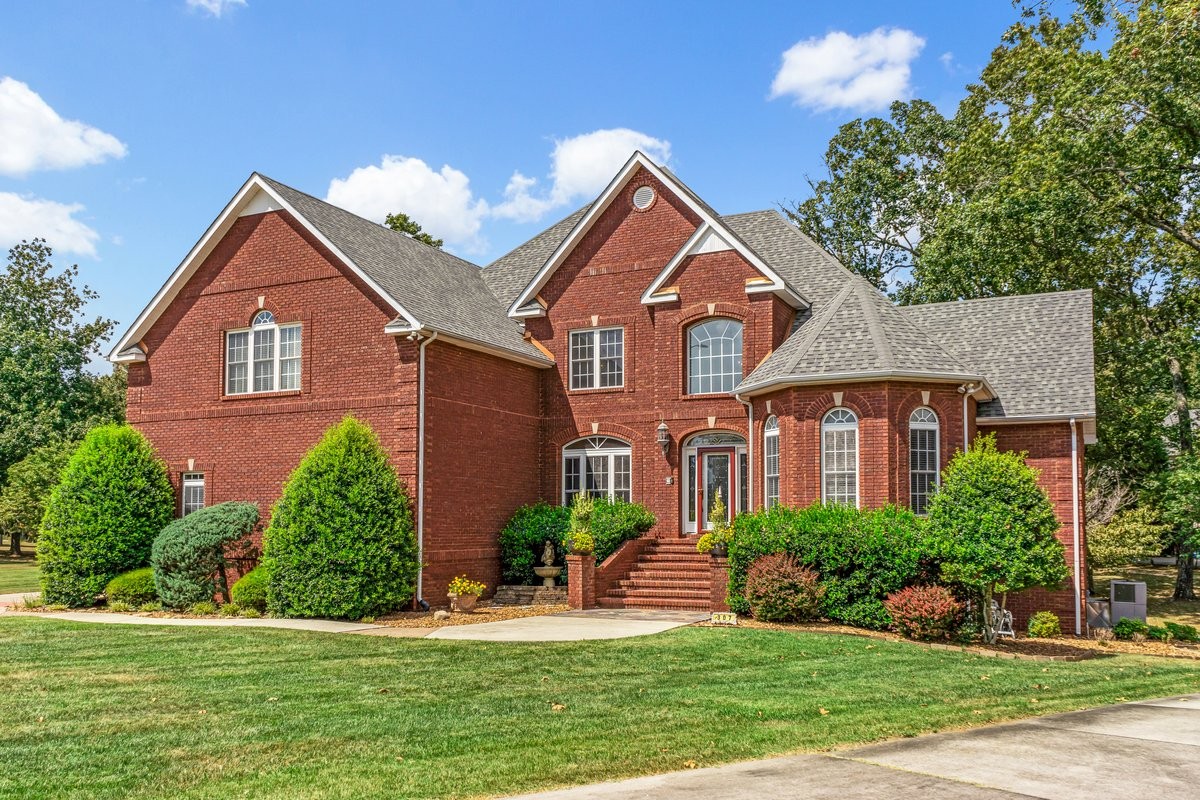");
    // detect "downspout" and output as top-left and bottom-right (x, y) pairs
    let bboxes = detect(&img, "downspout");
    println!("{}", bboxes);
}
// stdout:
(1070, 417), (1082, 636)
(414, 330), (438, 607)
(958, 382), (981, 450)
(736, 394), (753, 511)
